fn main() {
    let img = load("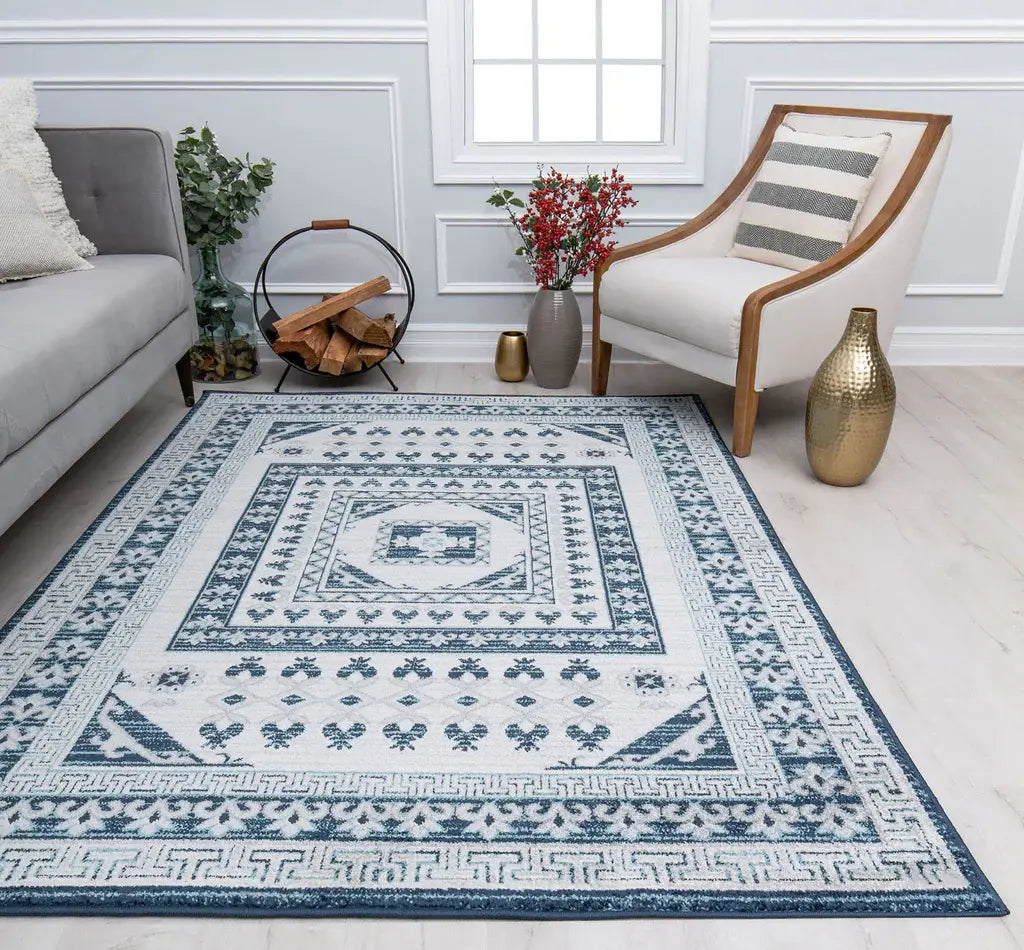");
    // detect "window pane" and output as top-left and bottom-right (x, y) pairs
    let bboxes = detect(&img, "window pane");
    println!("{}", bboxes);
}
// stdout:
(602, 0), (663, 59)
(474, 65), (534, 142)
(602, 65), (662, 141)
(537, 0), (596, 59)
(473, 0), (532, 59)
(538, 65), (596, 141)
